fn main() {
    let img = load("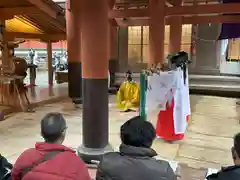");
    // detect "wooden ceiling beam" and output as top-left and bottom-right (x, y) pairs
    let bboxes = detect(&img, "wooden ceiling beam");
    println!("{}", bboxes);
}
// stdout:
(166, 0), (182, 6)
(183, 15), (240, 24)
(109, 3), (240, 18)
(109, 0), (116, 8)
(25, 0), (66, 33)
(25, 0), (58, 19)
(115, 15), (240, 26)
(109, 0), (117, 26)
(0, 15), (14, 21)
(115, 19), (147, 26)
(5, 32), (66, 41)
(0, 7), (41, 16)
(39, 14), (66, 32)
(109, 9), (148, 18)
(166, 2), (240, 16)
(110, 19), (118, 26)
